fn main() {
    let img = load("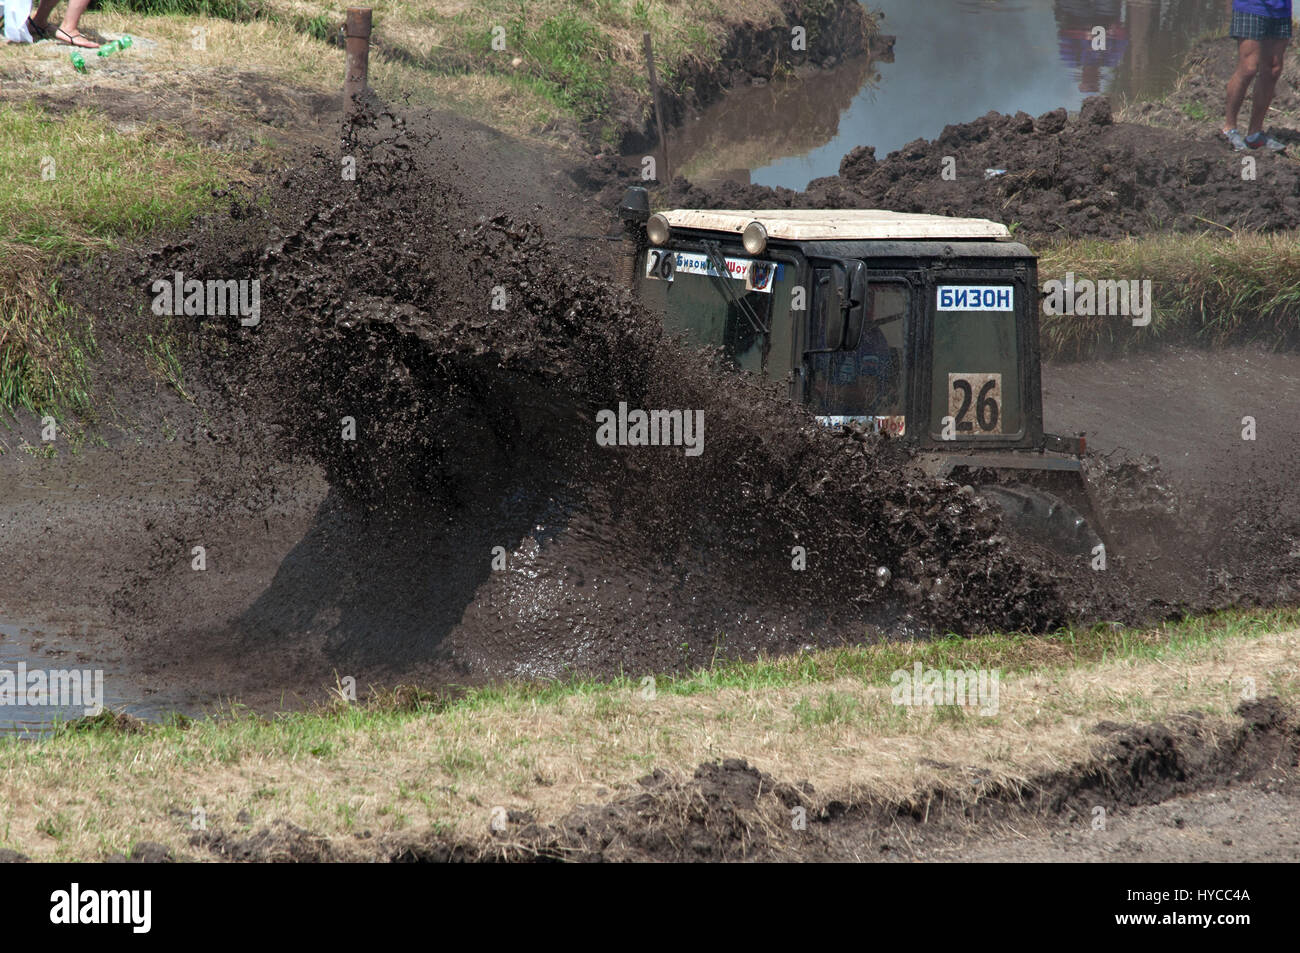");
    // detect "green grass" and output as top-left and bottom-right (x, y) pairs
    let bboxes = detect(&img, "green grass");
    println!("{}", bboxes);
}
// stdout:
(0, 289), (95, 418)
(95, 0), (342, 46)
(1041, 232), (1300, 359)
(25, 607), (1295, 751)
(144, 323), (192, 402)
(0, 102), (228, 257)
(793, 690), (859, 726)
(0, 102), (241, 415)
(514, 12), (618, 122)
(94, 0), (272, 21)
